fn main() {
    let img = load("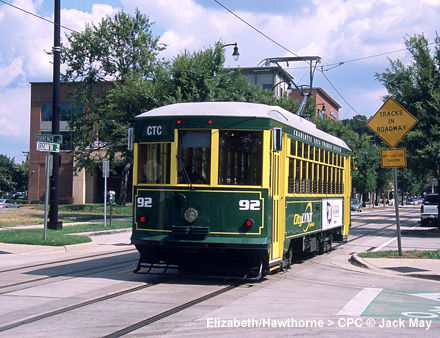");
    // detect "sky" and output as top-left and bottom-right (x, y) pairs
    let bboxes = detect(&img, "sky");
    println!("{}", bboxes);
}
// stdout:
(1, 0), (440, 163)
